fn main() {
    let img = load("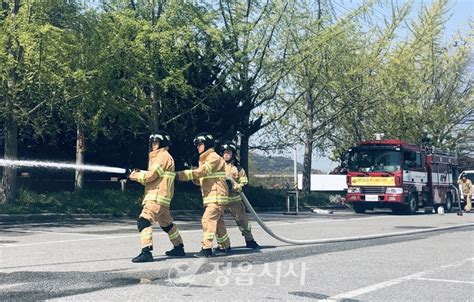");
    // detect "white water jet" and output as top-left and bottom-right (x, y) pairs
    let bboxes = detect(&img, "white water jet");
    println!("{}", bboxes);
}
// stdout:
(0, 159), (126, 174)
